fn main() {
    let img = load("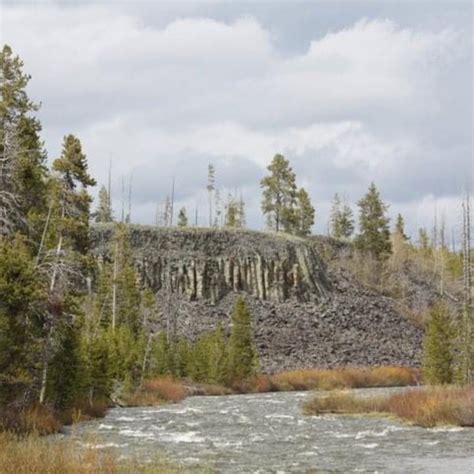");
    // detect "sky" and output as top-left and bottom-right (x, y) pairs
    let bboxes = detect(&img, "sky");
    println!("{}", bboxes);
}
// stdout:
(1, 0), (472, 240)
